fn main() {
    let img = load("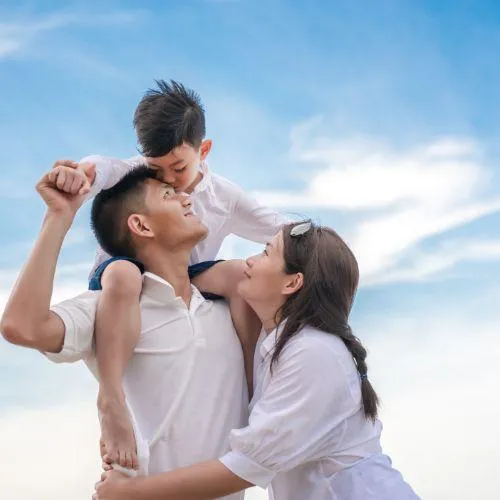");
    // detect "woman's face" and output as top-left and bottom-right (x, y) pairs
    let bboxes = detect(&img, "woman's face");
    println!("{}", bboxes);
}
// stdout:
(238, 230), (302, 314)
